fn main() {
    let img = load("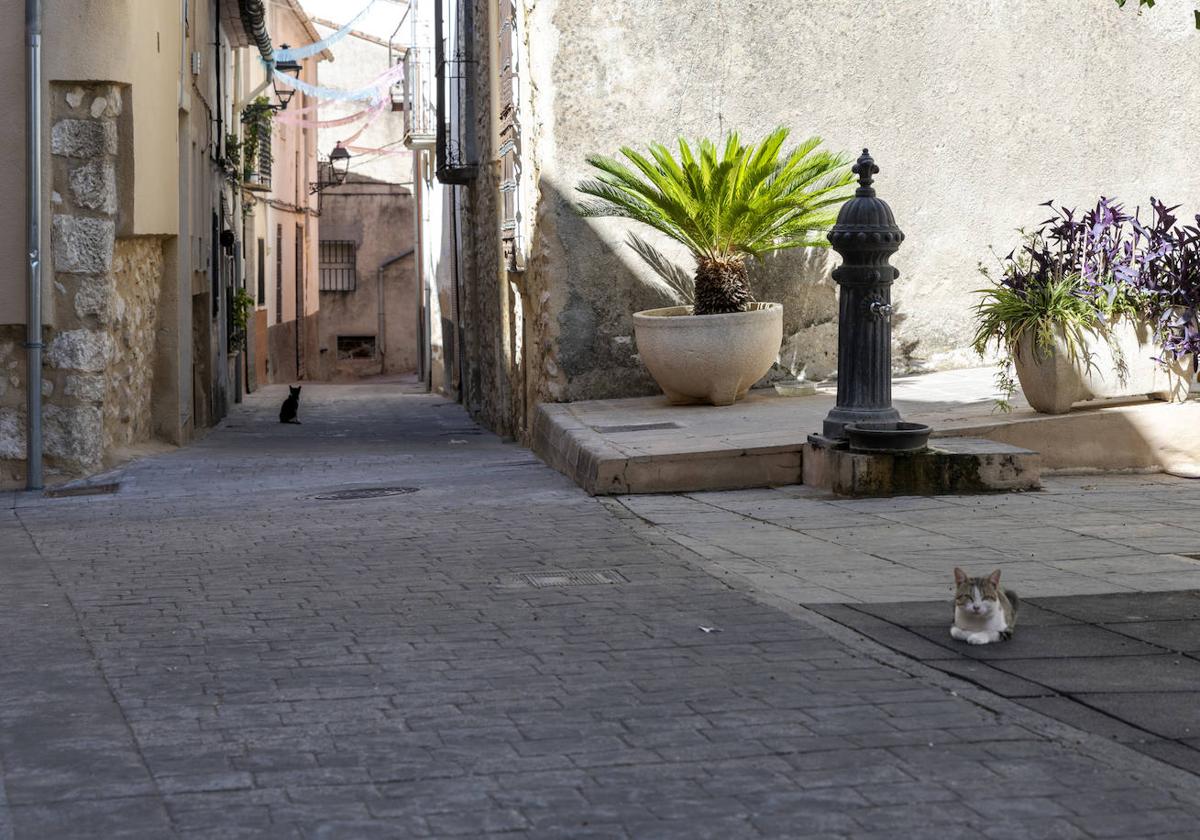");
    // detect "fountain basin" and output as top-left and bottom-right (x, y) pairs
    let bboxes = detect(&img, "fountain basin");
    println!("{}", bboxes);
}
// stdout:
(844, 421), (932, 453)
